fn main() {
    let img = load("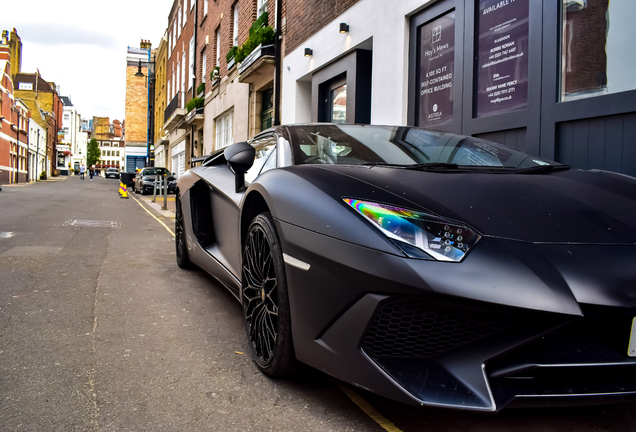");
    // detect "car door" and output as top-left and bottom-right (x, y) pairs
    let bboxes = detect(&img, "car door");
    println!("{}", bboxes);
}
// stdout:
(208, 134), (278, 281)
